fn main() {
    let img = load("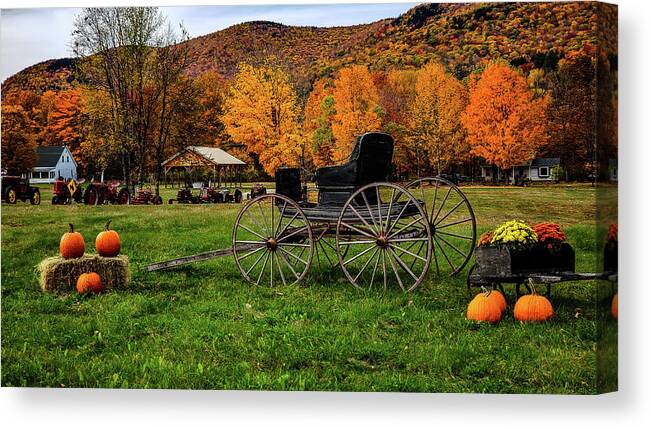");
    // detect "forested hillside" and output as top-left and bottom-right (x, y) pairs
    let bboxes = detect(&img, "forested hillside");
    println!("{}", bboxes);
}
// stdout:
(1, 2), (617, 185)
